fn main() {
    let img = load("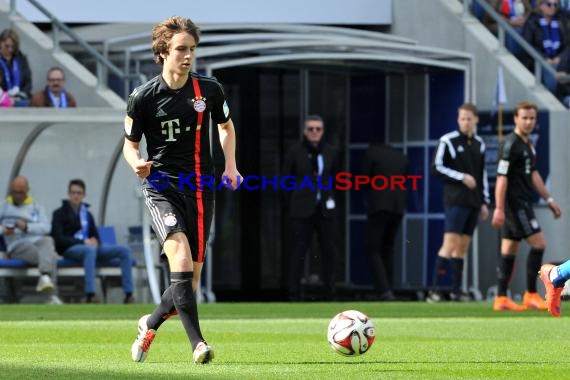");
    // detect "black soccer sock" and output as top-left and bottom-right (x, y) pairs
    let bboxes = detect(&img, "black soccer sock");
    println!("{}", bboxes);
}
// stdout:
(171, 271), (204, 350)
(146, 286), (176, 331)
(451, 258), (464, 294)
(526, 248), (544, 293)
(497, 254), (516, 296)
(433, 256), (450, 288)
